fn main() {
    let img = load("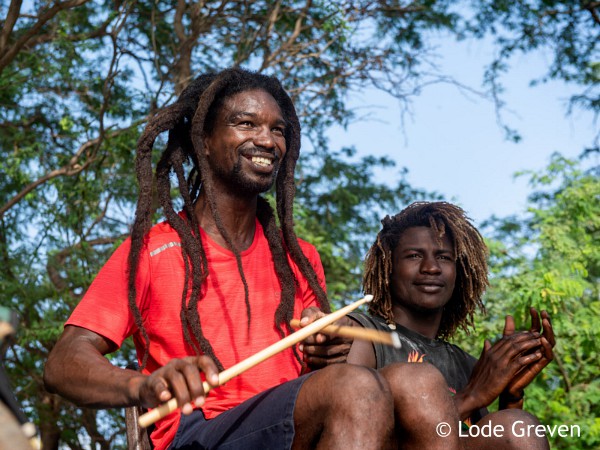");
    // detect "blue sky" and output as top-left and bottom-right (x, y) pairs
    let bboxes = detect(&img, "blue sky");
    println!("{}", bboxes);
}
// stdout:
(327, 37), (598, 226)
